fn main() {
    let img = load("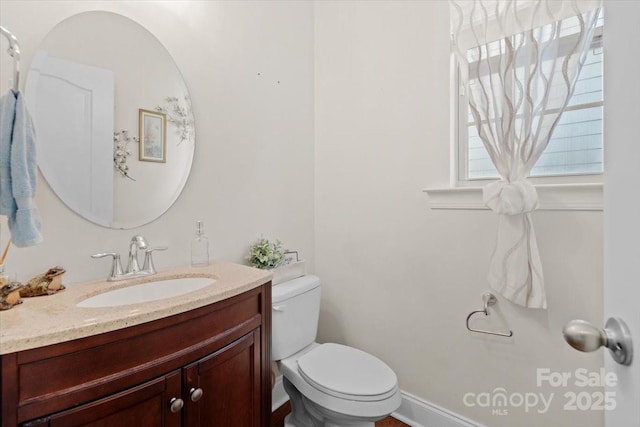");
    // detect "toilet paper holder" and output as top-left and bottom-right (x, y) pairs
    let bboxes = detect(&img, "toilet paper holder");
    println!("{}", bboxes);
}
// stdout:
(466, 292), (513, 338)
